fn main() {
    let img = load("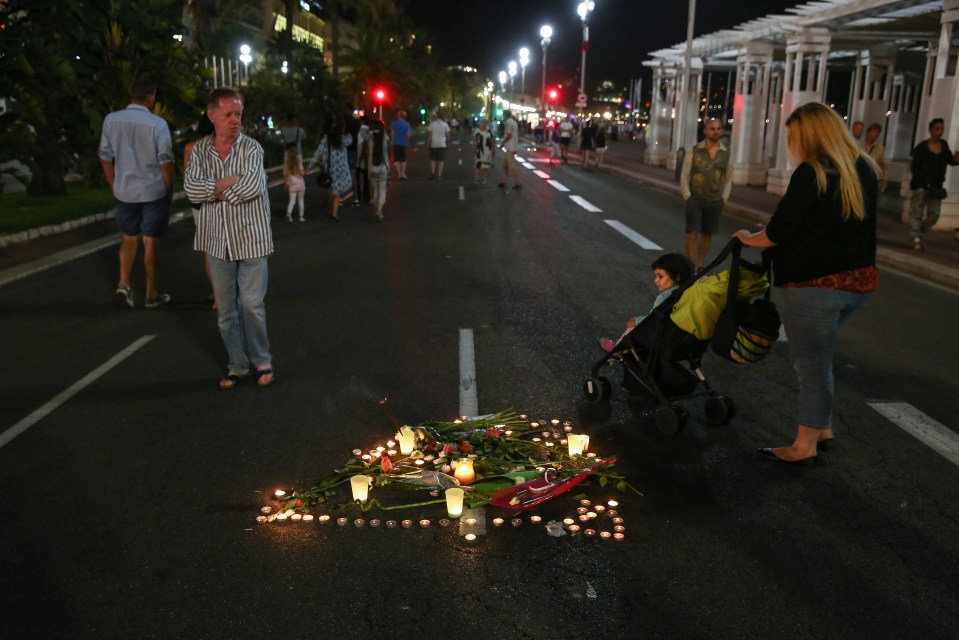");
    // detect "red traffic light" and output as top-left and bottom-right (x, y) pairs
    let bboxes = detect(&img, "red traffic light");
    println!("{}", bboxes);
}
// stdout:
(374, 88), (386, 101)
(548, 89), (558, 101)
